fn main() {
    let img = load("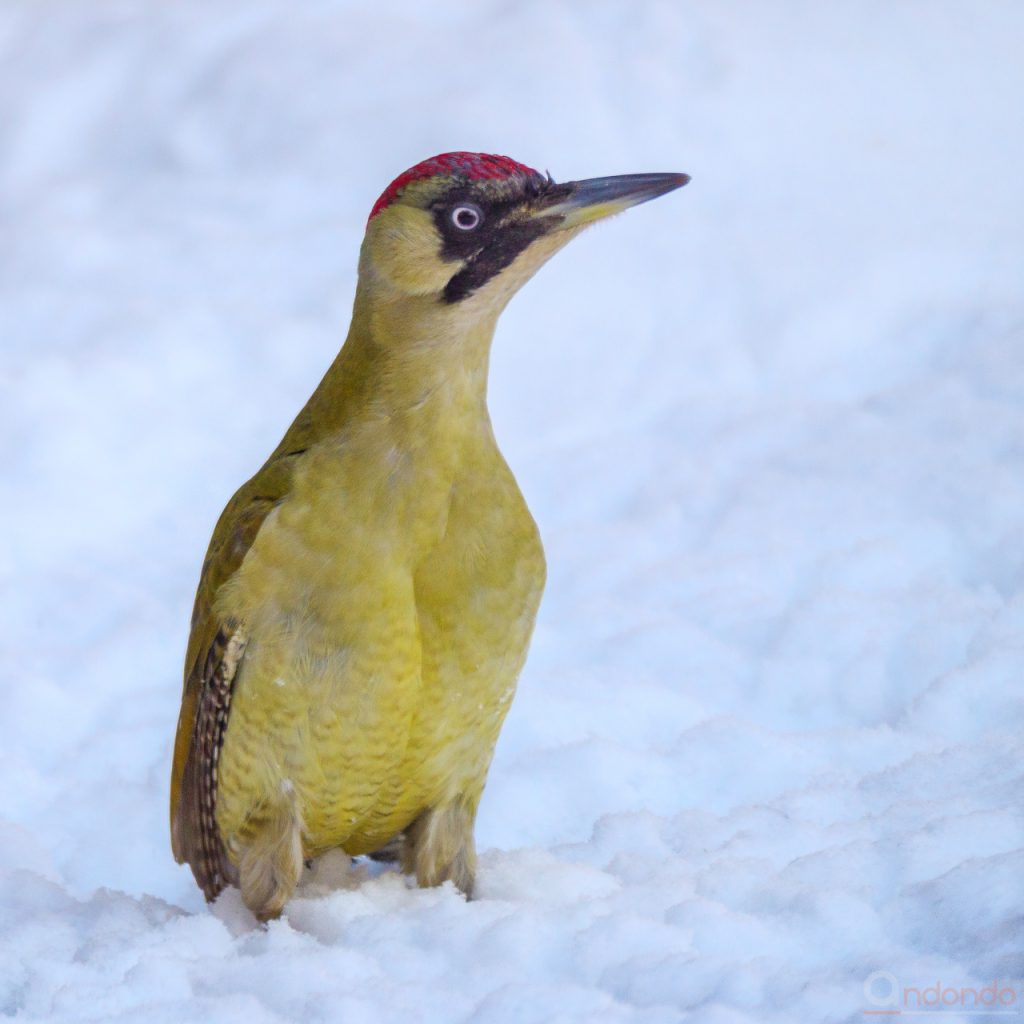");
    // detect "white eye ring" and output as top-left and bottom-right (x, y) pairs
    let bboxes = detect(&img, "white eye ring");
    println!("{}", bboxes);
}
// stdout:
(451, 204), (482, 231)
